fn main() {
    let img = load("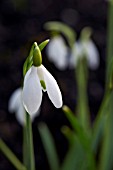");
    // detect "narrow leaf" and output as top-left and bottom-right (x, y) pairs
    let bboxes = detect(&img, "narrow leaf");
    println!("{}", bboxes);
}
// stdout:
(0, 138), (26, 170)
(38, 123), (60, 170)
